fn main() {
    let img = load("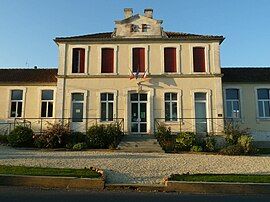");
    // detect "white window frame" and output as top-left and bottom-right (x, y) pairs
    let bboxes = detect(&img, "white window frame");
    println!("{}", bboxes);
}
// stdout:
(40, 89), (55, 118)
(8, 87), (26, 119)
(256, 87), (270, 119)
(224, 88), (241, 119)
(68, 45), (89, 75)
(69, 90), (88, 121)
(100, 93), (114, 122)
(164, 92), (178, 122)
(129, 44), (149, 75)
(160, 44), (181, 74)
(190, 44), (210, 74)
(98, 45), (118, 75)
